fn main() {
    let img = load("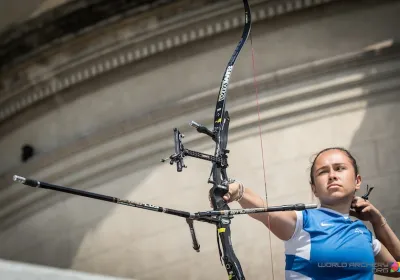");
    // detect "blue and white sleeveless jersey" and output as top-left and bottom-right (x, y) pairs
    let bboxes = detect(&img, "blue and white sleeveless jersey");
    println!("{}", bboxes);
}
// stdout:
(284, 207), (381, 279)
